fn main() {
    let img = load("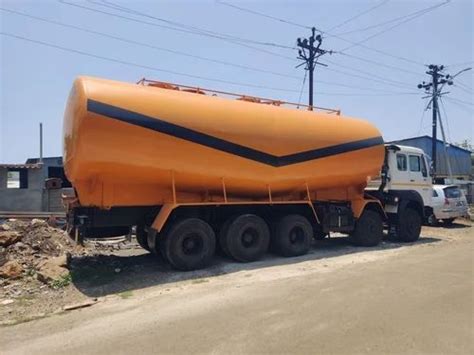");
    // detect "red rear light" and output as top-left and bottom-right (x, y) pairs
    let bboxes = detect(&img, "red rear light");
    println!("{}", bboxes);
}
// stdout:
(444, 198), (449, 205)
